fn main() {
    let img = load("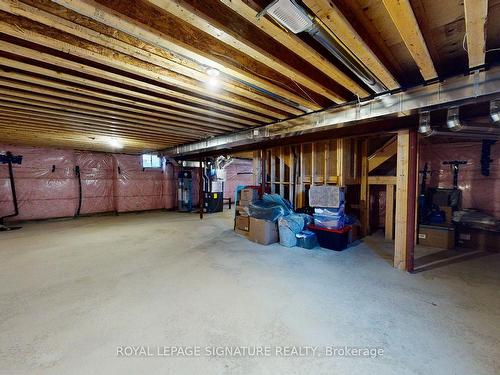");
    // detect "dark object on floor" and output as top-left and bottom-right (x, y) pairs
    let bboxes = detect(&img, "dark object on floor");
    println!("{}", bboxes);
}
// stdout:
(0, 151), (23, 231)
(296, 230), (318, 249)
(456, 225), (500, 252)
(307, 225), (351, 251)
